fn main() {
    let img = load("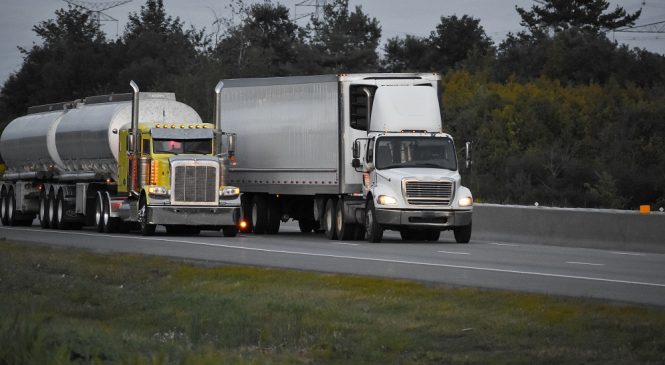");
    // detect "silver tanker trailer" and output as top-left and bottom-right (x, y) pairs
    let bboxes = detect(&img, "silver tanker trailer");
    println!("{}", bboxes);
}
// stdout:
(0, 81), (241, 236)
